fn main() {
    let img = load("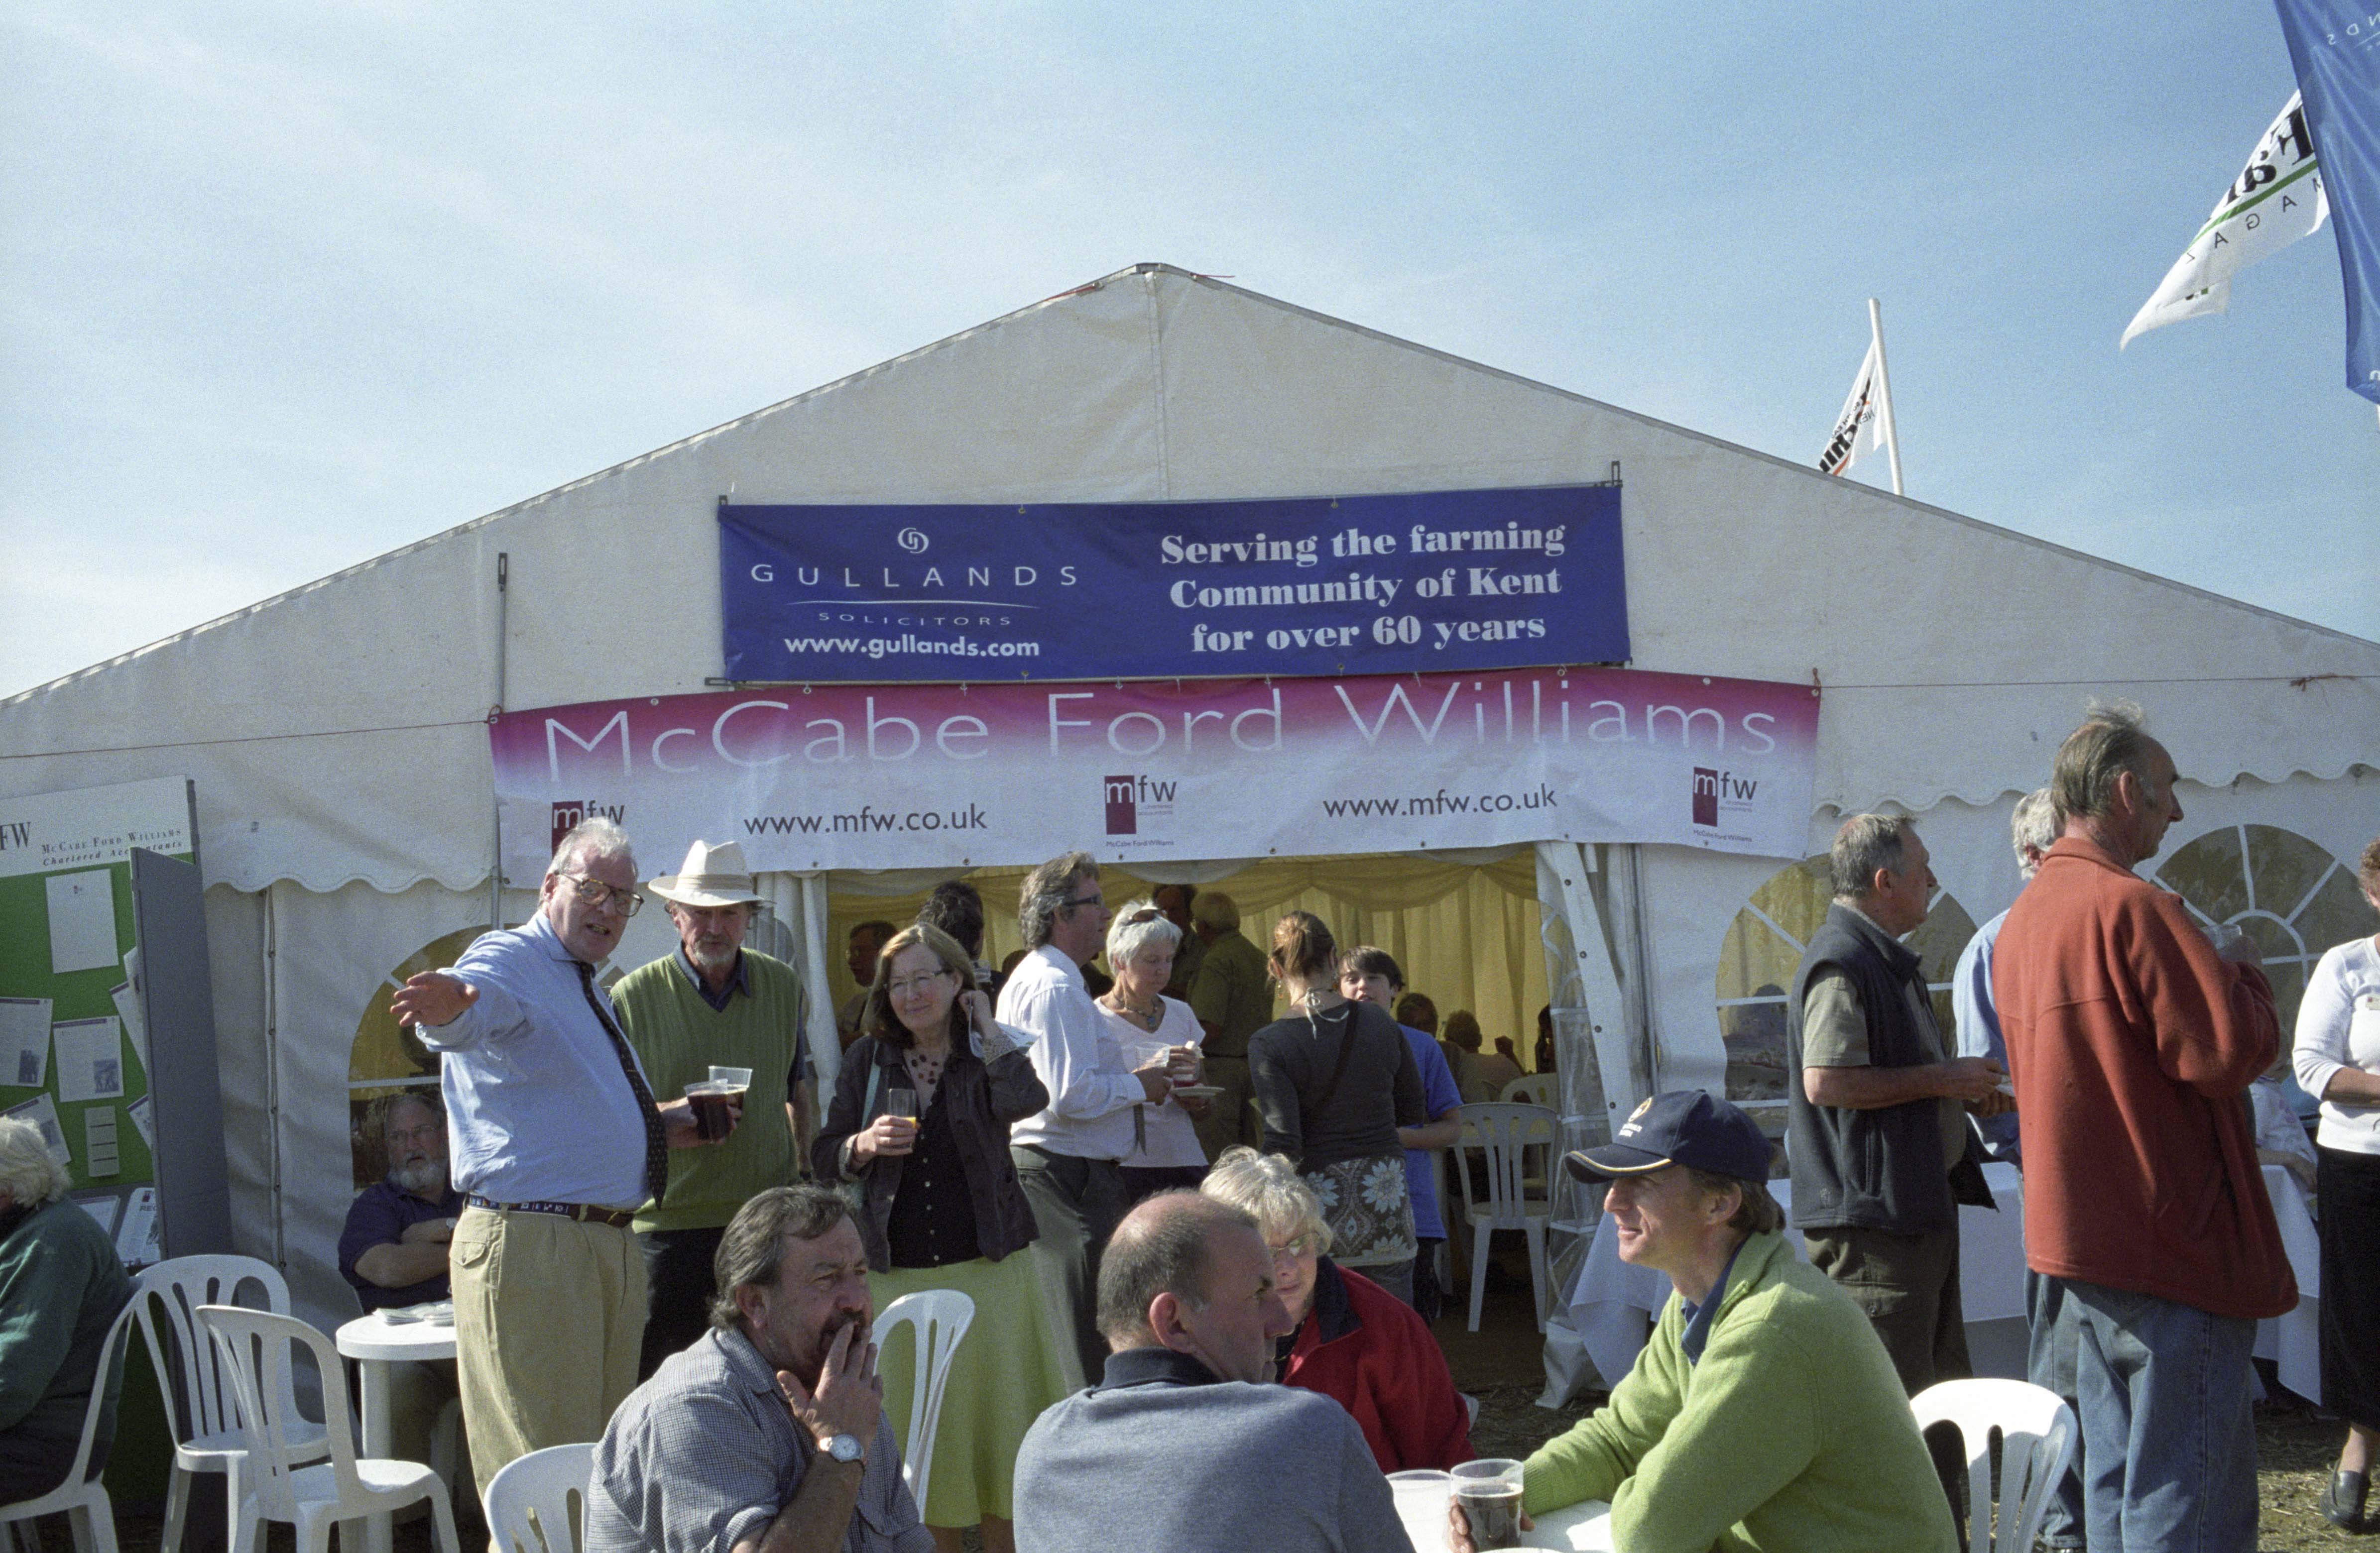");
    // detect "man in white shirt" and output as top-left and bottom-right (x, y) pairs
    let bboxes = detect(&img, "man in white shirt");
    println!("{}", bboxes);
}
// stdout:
(1000, 851), (1170, 1383)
